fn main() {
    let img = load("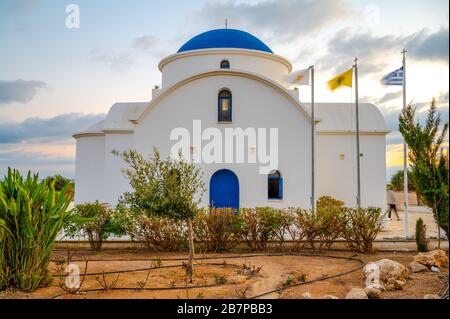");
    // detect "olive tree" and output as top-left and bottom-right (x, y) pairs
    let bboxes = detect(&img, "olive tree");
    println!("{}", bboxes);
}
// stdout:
(399, 98), (449, 241)
(114, 149), (205, 282)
